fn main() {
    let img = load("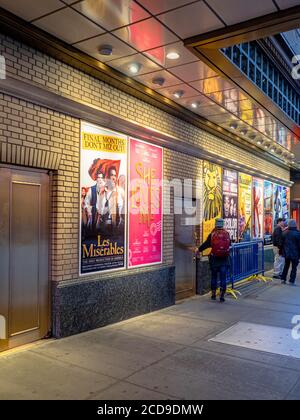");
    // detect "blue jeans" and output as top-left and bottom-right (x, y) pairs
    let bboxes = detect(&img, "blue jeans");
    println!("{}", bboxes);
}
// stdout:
(211, 265), (227, 291)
